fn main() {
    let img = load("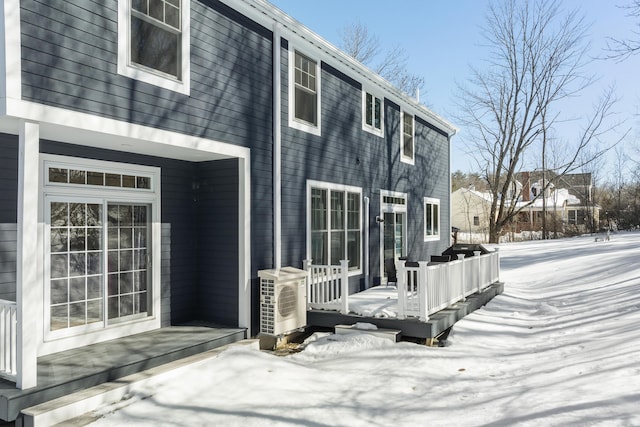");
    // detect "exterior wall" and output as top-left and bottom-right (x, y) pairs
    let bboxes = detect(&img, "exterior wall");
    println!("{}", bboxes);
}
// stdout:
(0, 135), (18, 301)
(451, 189), (491, 234)
(19, 0), (274, 329)
(280, 40), (452, 289)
